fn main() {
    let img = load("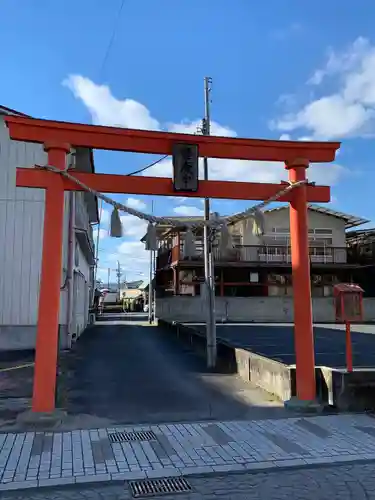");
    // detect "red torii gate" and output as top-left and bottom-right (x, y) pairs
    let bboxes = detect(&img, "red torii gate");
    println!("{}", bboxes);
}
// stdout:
(5, 115), (340, 413)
